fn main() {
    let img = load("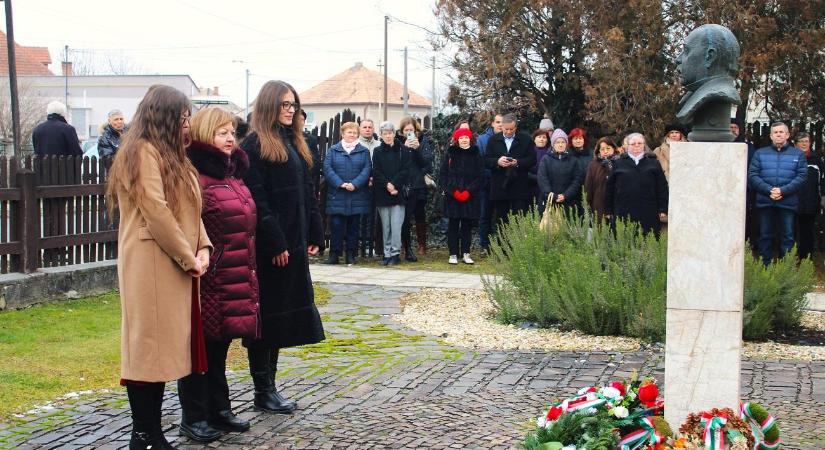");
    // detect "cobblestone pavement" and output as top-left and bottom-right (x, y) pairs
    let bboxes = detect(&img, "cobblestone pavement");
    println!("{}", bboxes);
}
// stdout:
(1, 283), (824, 449)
